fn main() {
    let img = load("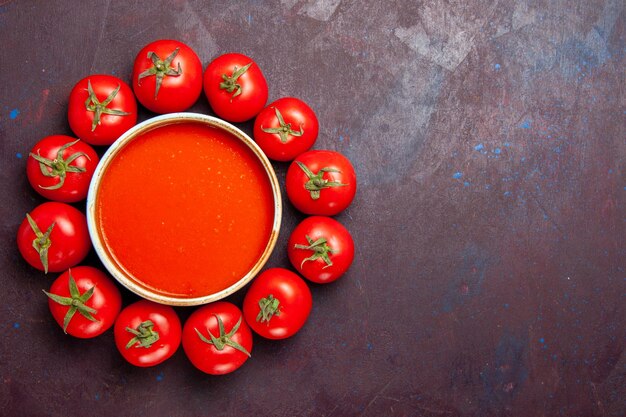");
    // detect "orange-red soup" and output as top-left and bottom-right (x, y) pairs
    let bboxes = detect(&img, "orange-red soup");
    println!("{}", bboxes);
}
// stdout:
(96, 122), (274, 298)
